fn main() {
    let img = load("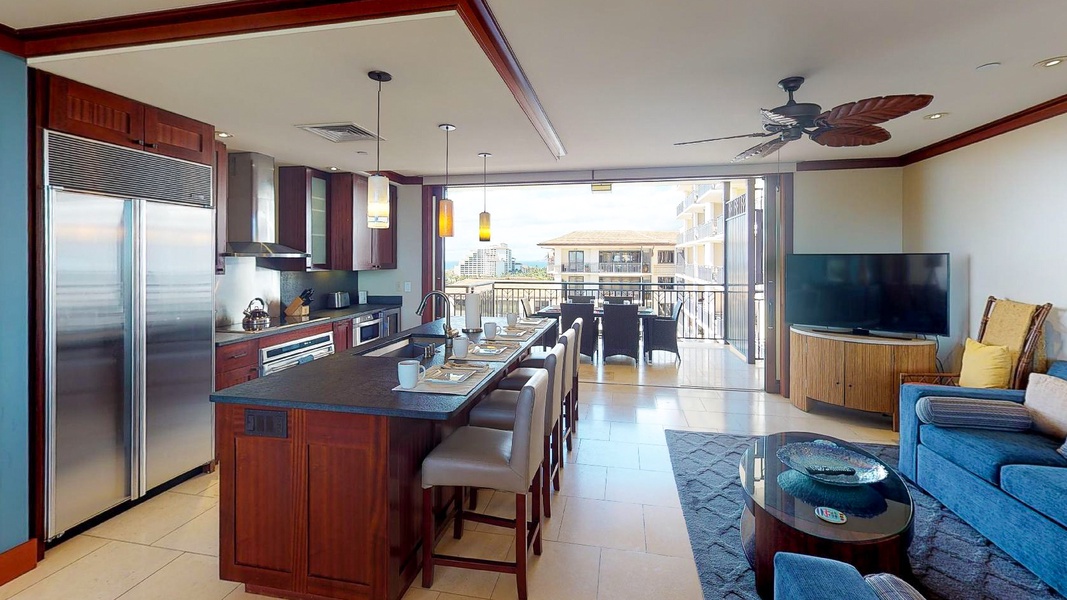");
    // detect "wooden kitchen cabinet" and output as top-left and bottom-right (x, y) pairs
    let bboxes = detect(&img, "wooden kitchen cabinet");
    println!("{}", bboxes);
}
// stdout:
(789, 327), (936, 430)
(216, 340), (259, 391)
(278, 166), (330, 271)
(333, 319), (353, 352)
(329, 172), (397, 271)
(46, 73), (214, 165)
